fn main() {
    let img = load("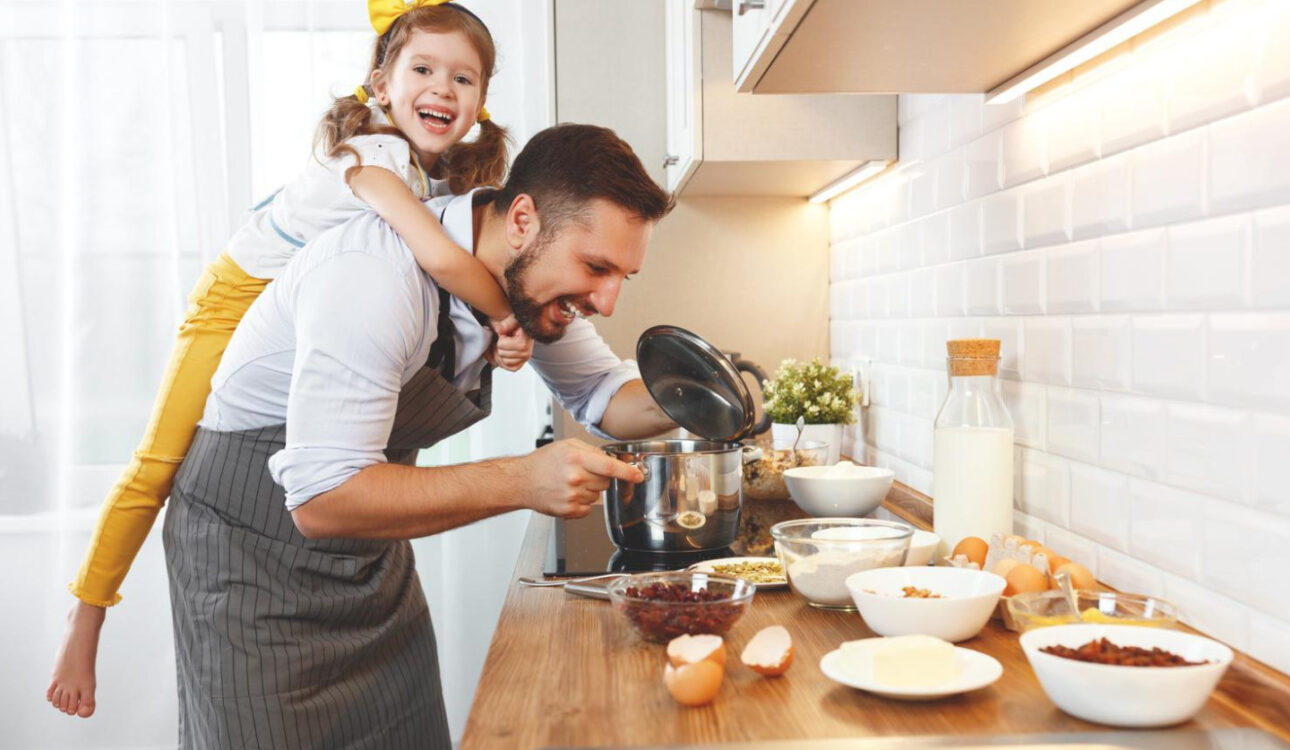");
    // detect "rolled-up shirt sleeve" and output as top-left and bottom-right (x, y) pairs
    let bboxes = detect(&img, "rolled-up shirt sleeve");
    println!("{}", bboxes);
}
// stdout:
(529, 319), (641, 439)
(267, 251), (421, 510)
